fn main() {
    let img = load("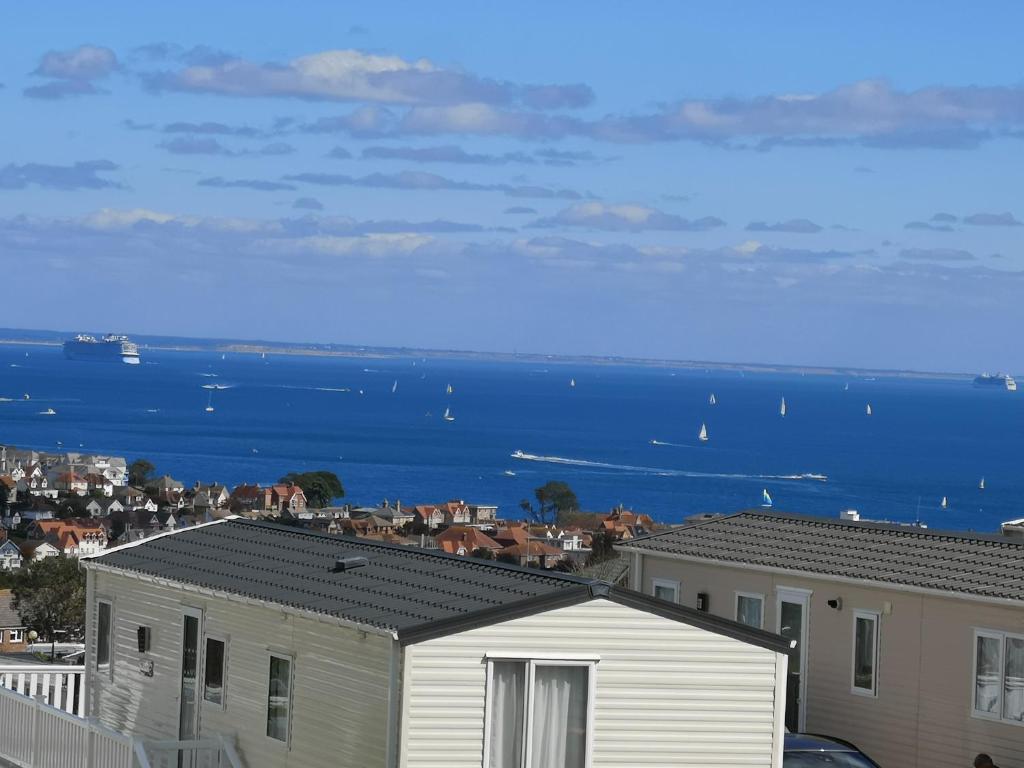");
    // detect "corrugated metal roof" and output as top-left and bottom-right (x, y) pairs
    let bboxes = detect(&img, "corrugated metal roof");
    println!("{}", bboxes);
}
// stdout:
(623, 511), (1024, 602)
(90, 518), (595, 634)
